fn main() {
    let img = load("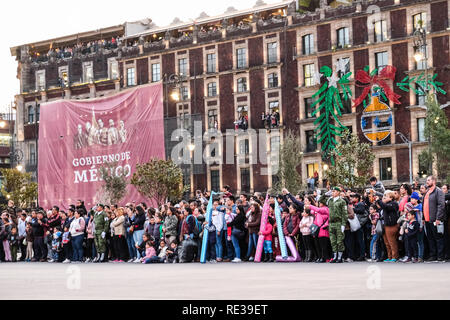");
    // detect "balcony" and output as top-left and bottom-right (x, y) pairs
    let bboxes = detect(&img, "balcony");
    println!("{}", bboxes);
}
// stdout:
(226, 23), (252, 38)
(256, 16), (287, 32)
(169, 34), (194, 48)
(197, 29), (222, 43)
